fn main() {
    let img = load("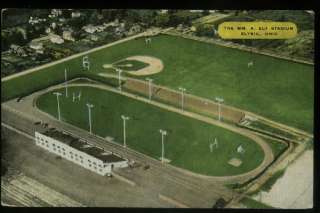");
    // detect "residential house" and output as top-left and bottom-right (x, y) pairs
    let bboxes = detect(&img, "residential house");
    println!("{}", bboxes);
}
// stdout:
(29, 41), (44, 54)
(63, 30), (75, 42)
(83, 25), (97, 34)
(50, 34), (64, 44)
